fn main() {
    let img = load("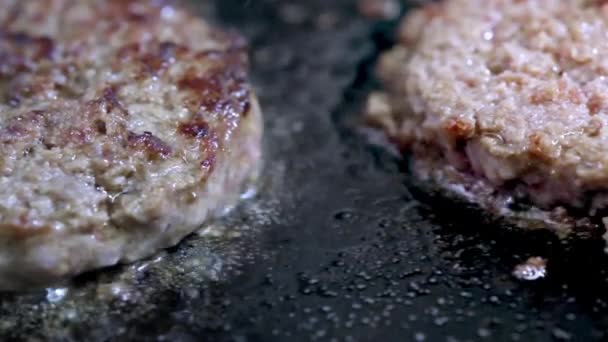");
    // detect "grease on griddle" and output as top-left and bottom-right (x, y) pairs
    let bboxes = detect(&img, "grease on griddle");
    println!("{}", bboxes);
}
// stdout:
(46, 288), (69, 303)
